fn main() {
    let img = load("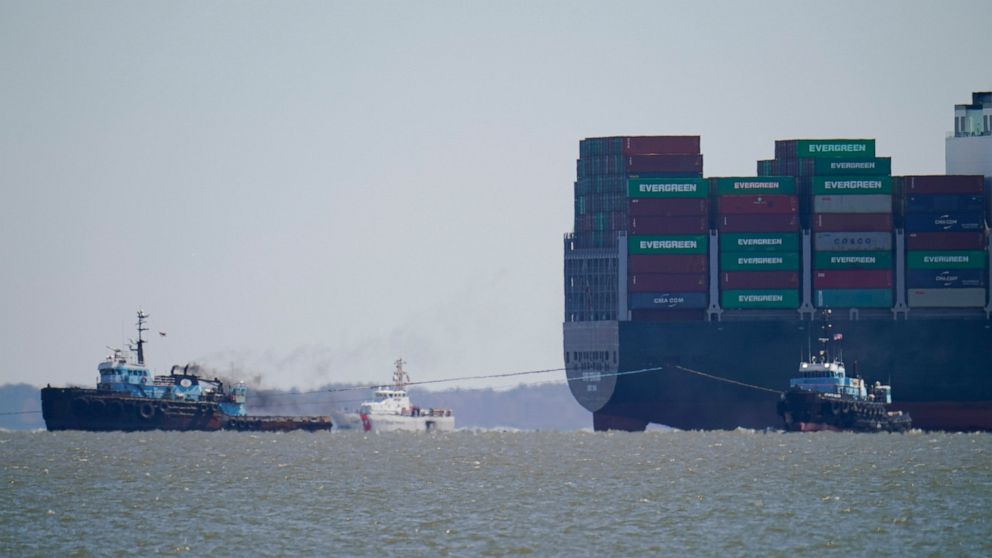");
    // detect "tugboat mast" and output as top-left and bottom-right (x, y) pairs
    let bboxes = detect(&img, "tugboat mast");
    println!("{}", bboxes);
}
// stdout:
(135, 309), (149, 365)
